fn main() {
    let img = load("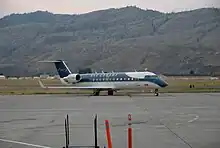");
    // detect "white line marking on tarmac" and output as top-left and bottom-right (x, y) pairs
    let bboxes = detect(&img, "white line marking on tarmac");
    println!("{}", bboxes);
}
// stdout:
(188, 115), (199, 123)
(182, 106), (213, 109)
(0, 138), (52, 148)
